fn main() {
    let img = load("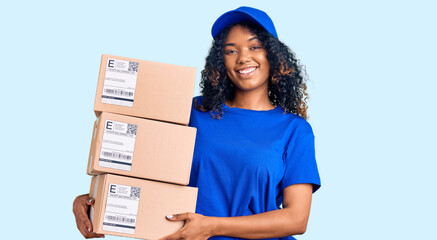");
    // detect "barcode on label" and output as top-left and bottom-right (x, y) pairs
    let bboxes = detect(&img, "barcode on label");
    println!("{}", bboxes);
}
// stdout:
(102, 151), (132, 160)
(128, 61), (139, 72)
(127, 124), (137, 135)
(106, 215), (136, 224)
(131, 187), (141, 198)
(104, 89), (134, 97)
